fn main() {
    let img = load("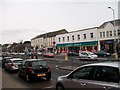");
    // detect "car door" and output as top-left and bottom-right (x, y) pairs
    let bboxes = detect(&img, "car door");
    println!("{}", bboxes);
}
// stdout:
(19, 61), (26, 76)
(63, 66), (94, 89)
(85, 66), (120, 90)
